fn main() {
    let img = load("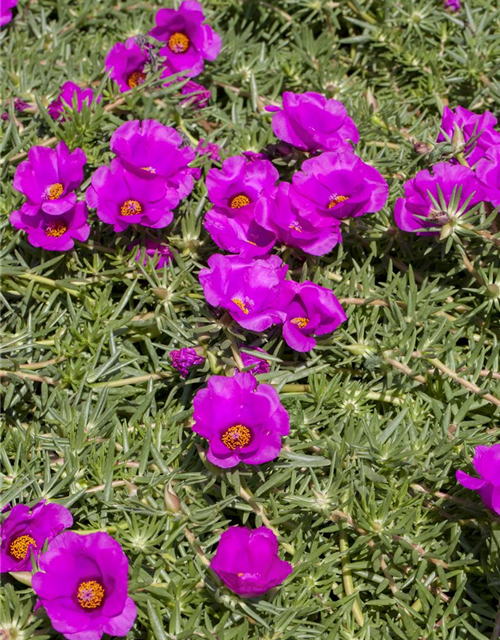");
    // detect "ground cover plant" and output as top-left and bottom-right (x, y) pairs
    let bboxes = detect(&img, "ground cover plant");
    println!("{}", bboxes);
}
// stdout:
(1, 0), (500, 638)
